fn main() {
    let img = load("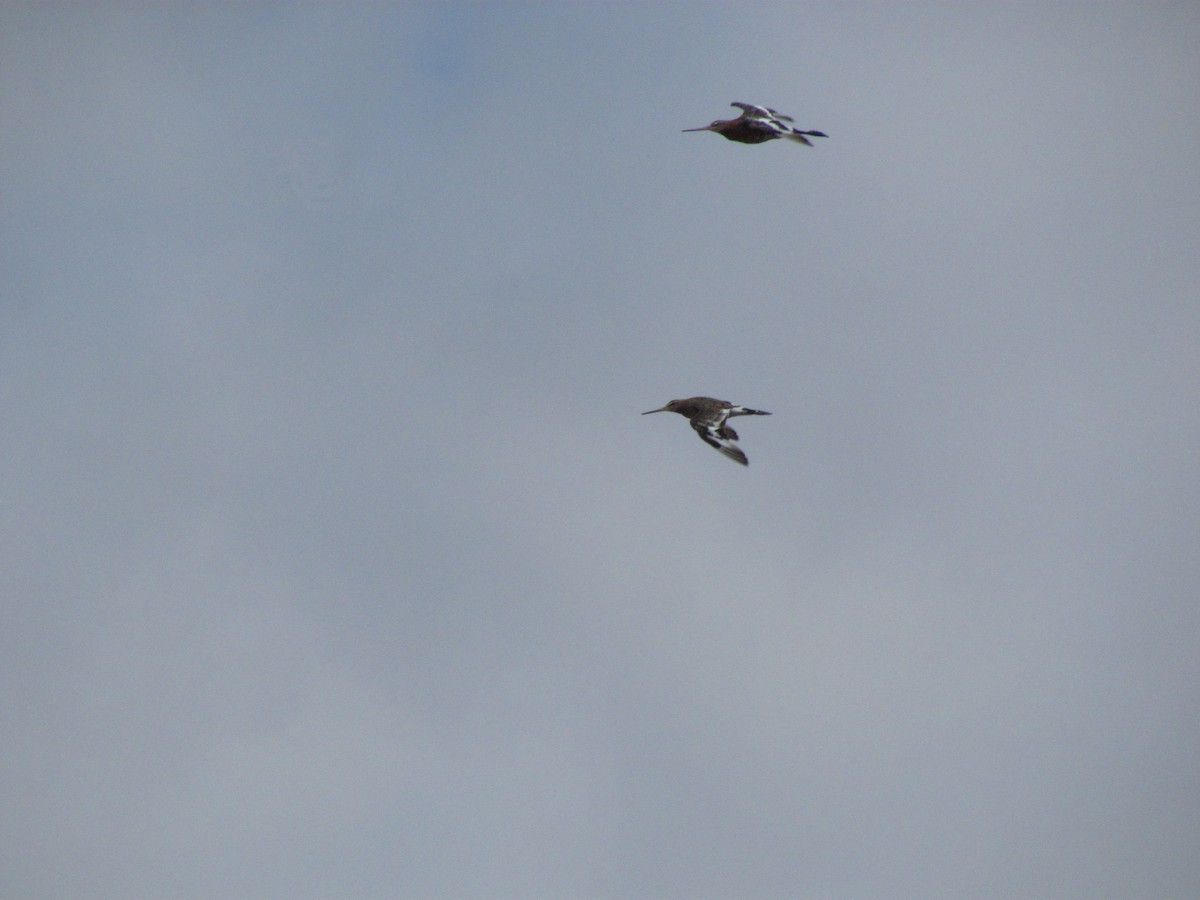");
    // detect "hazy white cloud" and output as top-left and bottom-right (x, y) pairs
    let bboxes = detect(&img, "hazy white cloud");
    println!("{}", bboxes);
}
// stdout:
(3, 3), (1199, 897)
